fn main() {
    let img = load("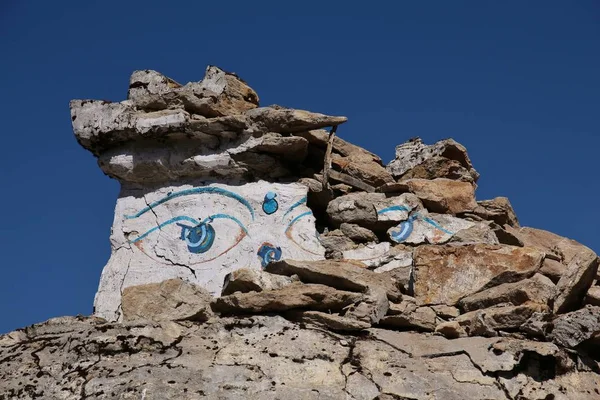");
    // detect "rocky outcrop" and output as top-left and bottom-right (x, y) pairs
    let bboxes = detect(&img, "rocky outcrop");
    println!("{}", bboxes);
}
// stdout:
(3, 65), (599, 399)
